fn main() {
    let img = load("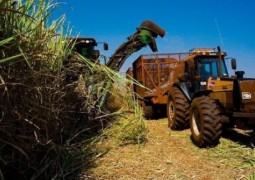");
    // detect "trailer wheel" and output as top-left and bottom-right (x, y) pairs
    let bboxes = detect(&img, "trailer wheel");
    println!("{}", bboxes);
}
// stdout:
(138, 100), (154, 119)
(190, 96), (222, 148)
(143, 105), (154, 119)
(167, 87), (190, 130)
